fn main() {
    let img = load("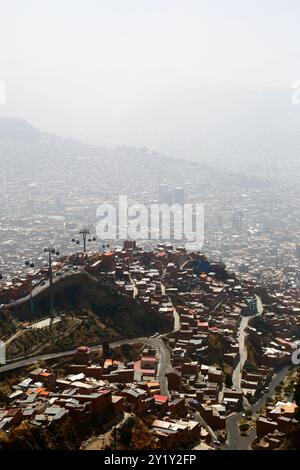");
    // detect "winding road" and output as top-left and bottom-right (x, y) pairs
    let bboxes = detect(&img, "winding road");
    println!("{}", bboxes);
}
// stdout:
(1, 267), (179, 402)
(0, 336), (171, 395)
(1, 270), (178, 398)
(232, 295), (263, 392)
(226, 364), (290, 450)
(225, 295), (292, 450)
(5, 269), (82, 309)
(2, 280), (281, 450)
